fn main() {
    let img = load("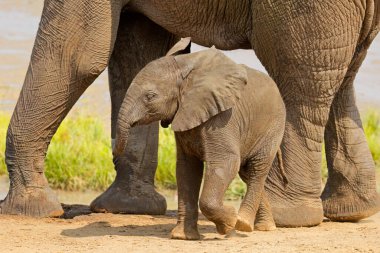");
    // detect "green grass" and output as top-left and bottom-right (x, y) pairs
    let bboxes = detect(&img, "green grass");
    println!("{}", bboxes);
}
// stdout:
(45, 116), (115, 191)
(363, 110), (380, 167)
(0, 114), (115, 190)
(0, 110), (379, 198)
